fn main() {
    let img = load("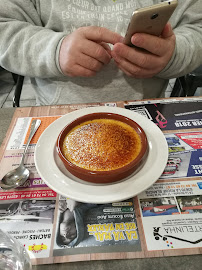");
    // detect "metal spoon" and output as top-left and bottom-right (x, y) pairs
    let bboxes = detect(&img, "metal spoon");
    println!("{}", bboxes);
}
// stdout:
(0, 119), (41, 190)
